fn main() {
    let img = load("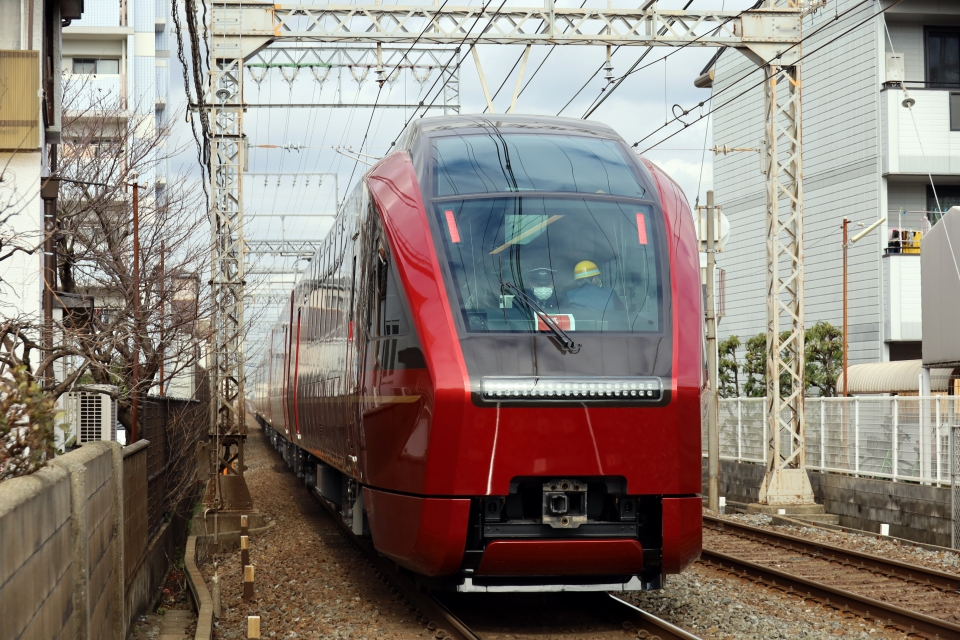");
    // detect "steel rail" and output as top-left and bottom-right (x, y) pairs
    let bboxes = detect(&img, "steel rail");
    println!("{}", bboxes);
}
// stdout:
(703, 515), (960, 591)
(607, 594), (703, 640)
(702, 516), (960, 639)
(307, 489), (481, 640)
(700, 550), (960, 640)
